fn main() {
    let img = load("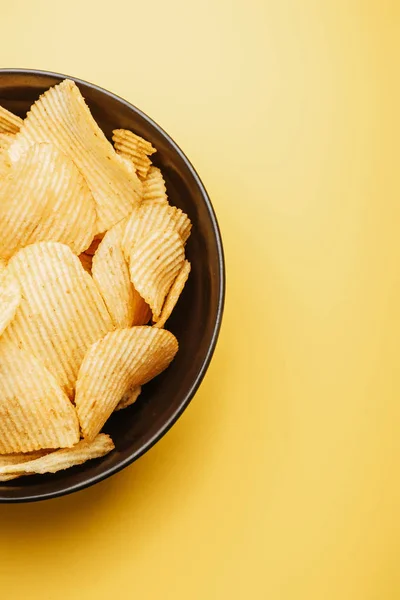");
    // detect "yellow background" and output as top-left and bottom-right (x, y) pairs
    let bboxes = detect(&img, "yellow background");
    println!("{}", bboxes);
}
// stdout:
(0, 1), (399, 598)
